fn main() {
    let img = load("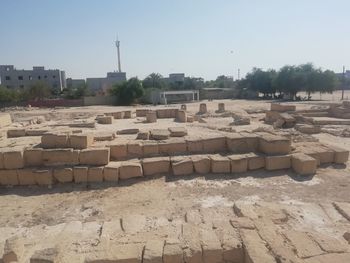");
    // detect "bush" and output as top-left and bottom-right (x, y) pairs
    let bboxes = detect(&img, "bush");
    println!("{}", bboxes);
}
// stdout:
(110, 77), (144, 105)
